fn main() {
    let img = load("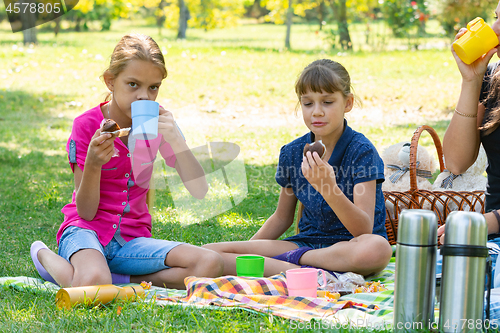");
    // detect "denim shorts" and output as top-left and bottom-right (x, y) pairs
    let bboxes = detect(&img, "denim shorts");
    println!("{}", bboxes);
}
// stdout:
(58, 226), (184, 276)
